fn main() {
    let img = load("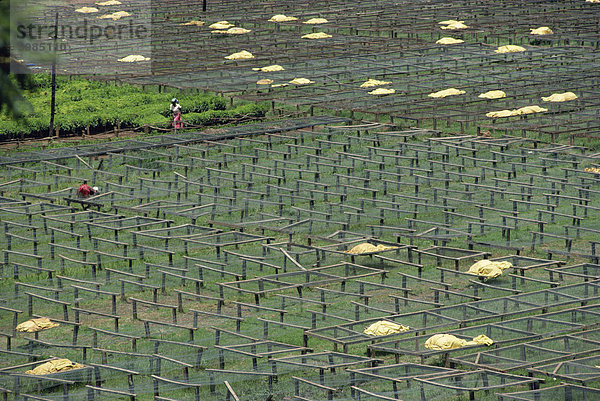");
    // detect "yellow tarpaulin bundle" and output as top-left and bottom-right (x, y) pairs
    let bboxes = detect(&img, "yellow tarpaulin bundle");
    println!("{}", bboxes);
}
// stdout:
(118, 55), (150, 62)
(424, 334), (494, 350)
(289, 78), (314, 85)
(530, 27), (553, 35)
(302, 32), (332, 39)
(364, 321), (409, 336)
(225, 50), (254, 60)
(180, 20), (204, 26)
(96, 0), (121, 5)
(438, 19), (463, 25)
(440, 21), (469, 30)
(486, 109), (513, 118)
(304, 18), (328, 24)
(429, 88), (466, 98)
(346, 243), (396, 254)
(253, 65), (284, 72)
(486, 105), (547, 118)
(517, 105), (547, 114)
(495, 45), (526, 53)
(16, 317), (59, 333)
(226, 27), (251, 34)
(256, 79), (273, 85)
(478, 90), (506, 99)
(467, 260), (513, 279)
(269, 15), (298, 22)
(209, 21), (234, 29)
(436, 37), (464, 45)
(76, 7), (98, 13)
(98, 11), (131, 20)
(26, 359), (84, 375)
(360, 79), (392, 88)
(542, 92), (578, 102)
(369, 88), (395, 95)
(213, 27), (251, 34)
